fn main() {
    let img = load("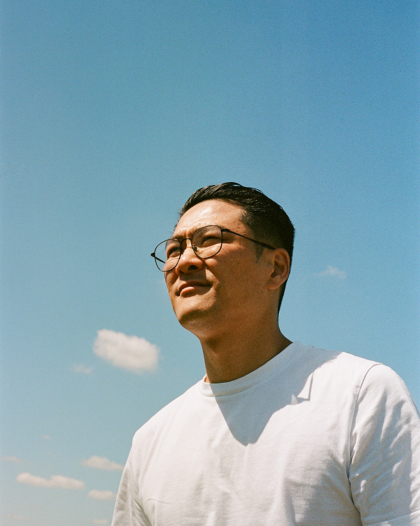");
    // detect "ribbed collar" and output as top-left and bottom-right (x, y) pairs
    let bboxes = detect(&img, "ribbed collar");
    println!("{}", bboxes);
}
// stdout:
(197, 341), (303, 398)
